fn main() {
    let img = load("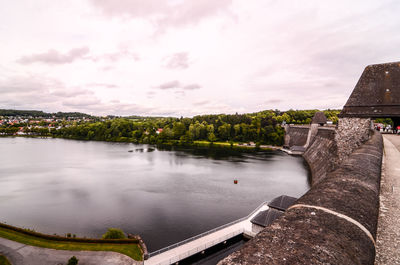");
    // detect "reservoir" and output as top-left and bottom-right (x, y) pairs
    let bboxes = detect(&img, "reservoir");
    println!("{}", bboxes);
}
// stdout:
(0, 137), (310, 251)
